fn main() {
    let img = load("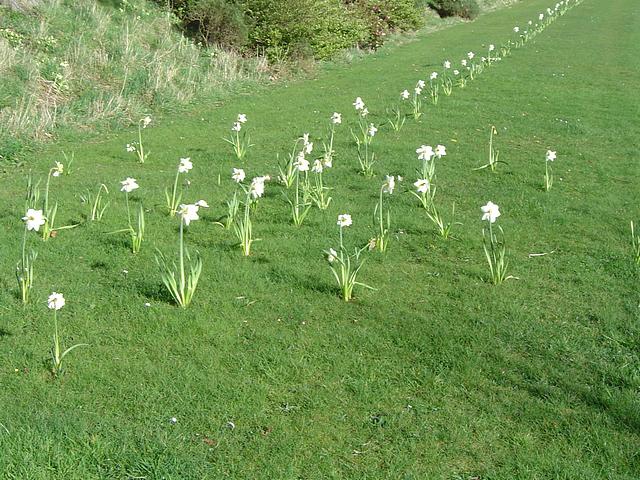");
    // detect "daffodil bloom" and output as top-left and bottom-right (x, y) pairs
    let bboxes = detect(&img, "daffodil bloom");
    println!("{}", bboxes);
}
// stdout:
(294, 158), (310, 172)
(414, 178), (430, 194)
(401, 89), (410, 100)
(23, 209), (46, 231)
(178, 157), (193, 173)
(178, 203), (200, 226)
(382, 175), (395, 194)
(417, 80), (426, 89)
(323, 157), (333, 168)
(327, 248), (337, 263)
(196, 200), (209, 208)
(353, 97), (365, 110)
(489, 44), (495, 51)
(453, 70), (460, 76)
(416, 145), (435, 161)
(467, 52), (475, 60)
(126, 144), (136, 152)
(231, 122), (242, 132)
(461, 59), (468, 67)
(237, 113), (247, 123)
(120, 177), (139, 193)
(312, 159), (323, 173)
(232, 168), (246, 183)
(47, 292), (65, 310)
(514, 26), (520, 33)
(250, 177), (266, 199)
(430, 72), (438, 80)
(52, 161), (64, 177)
(481, 201), (501, 223)
(444, 60), (451, 69)
(304, 141), (313, 155)
(361, 108), (369, 117)
(302, 133), (310, 144)
(435, 145), (447, 158)
(142, 116), (152, 128)
(546, 150), (556, 161)
(337, 214), (352, 228)
(331, 112), (342, 124)
(368, 124), (378, 137)
(414, 87), (422, 95)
